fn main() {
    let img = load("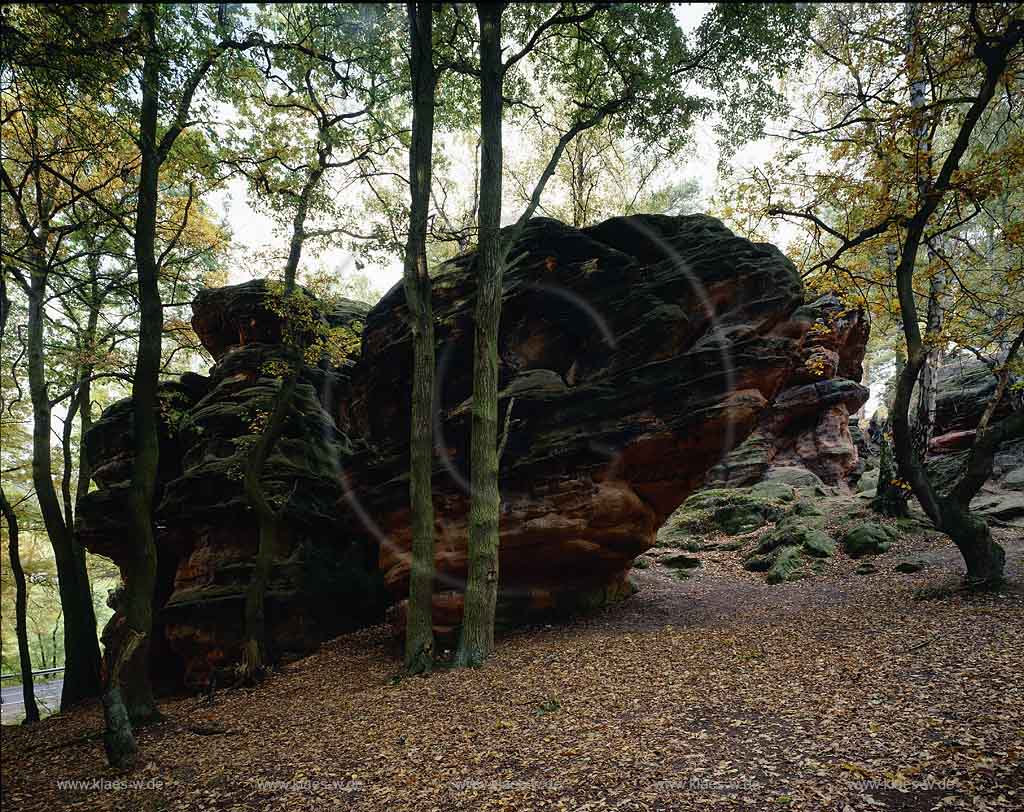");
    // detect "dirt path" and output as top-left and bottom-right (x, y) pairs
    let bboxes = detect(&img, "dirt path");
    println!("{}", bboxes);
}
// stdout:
(3, 531), (1023, 812)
